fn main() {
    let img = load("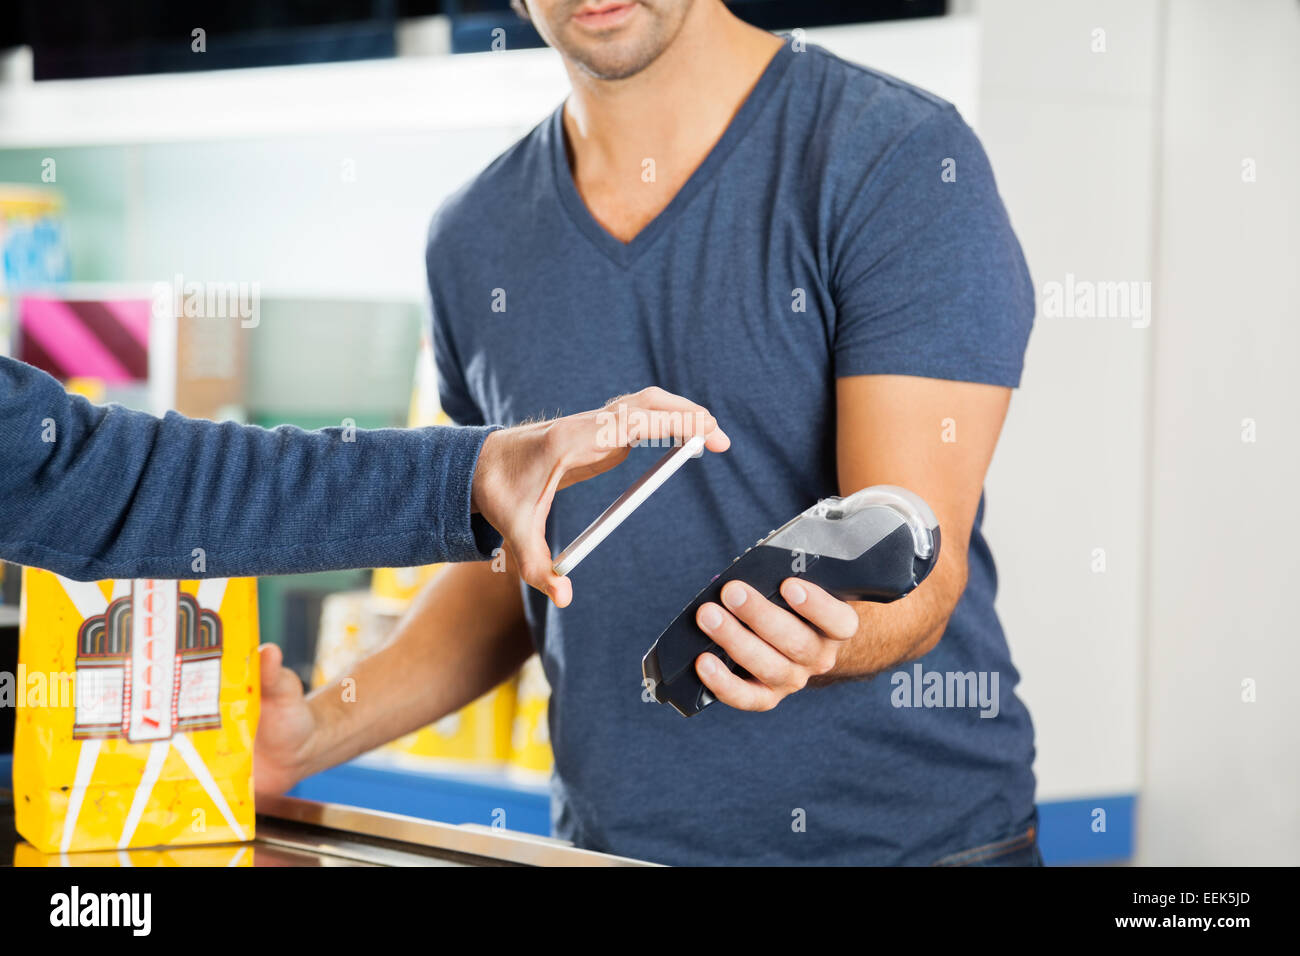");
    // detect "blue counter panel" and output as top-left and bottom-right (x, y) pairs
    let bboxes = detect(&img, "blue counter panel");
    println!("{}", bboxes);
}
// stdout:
(288, 761), (552, 837)
(288, 759), (1136, 865)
